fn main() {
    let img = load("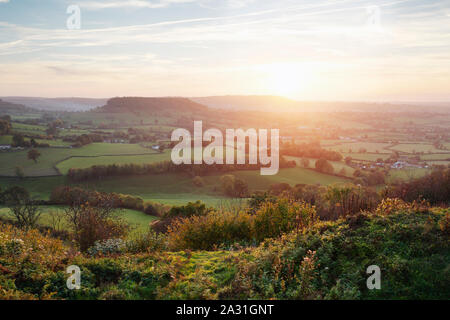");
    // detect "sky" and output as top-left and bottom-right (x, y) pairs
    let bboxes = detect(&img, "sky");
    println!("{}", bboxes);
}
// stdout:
(0, 0), (449, 101)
